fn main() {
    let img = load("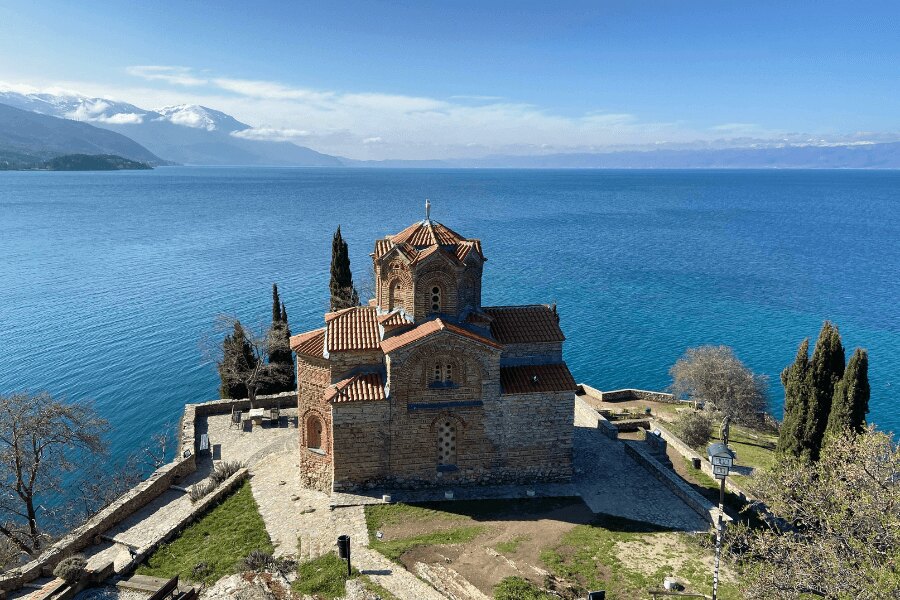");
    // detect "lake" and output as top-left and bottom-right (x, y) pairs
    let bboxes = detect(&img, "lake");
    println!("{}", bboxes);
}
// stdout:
(1, 167), (898, 472)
